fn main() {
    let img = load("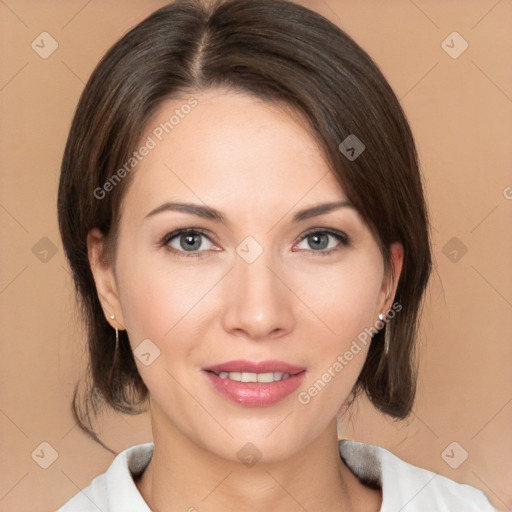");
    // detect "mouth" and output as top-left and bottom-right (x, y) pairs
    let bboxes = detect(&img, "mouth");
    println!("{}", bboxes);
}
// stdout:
(202, 360), (307, 407)
(206, 370), (294, 383)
